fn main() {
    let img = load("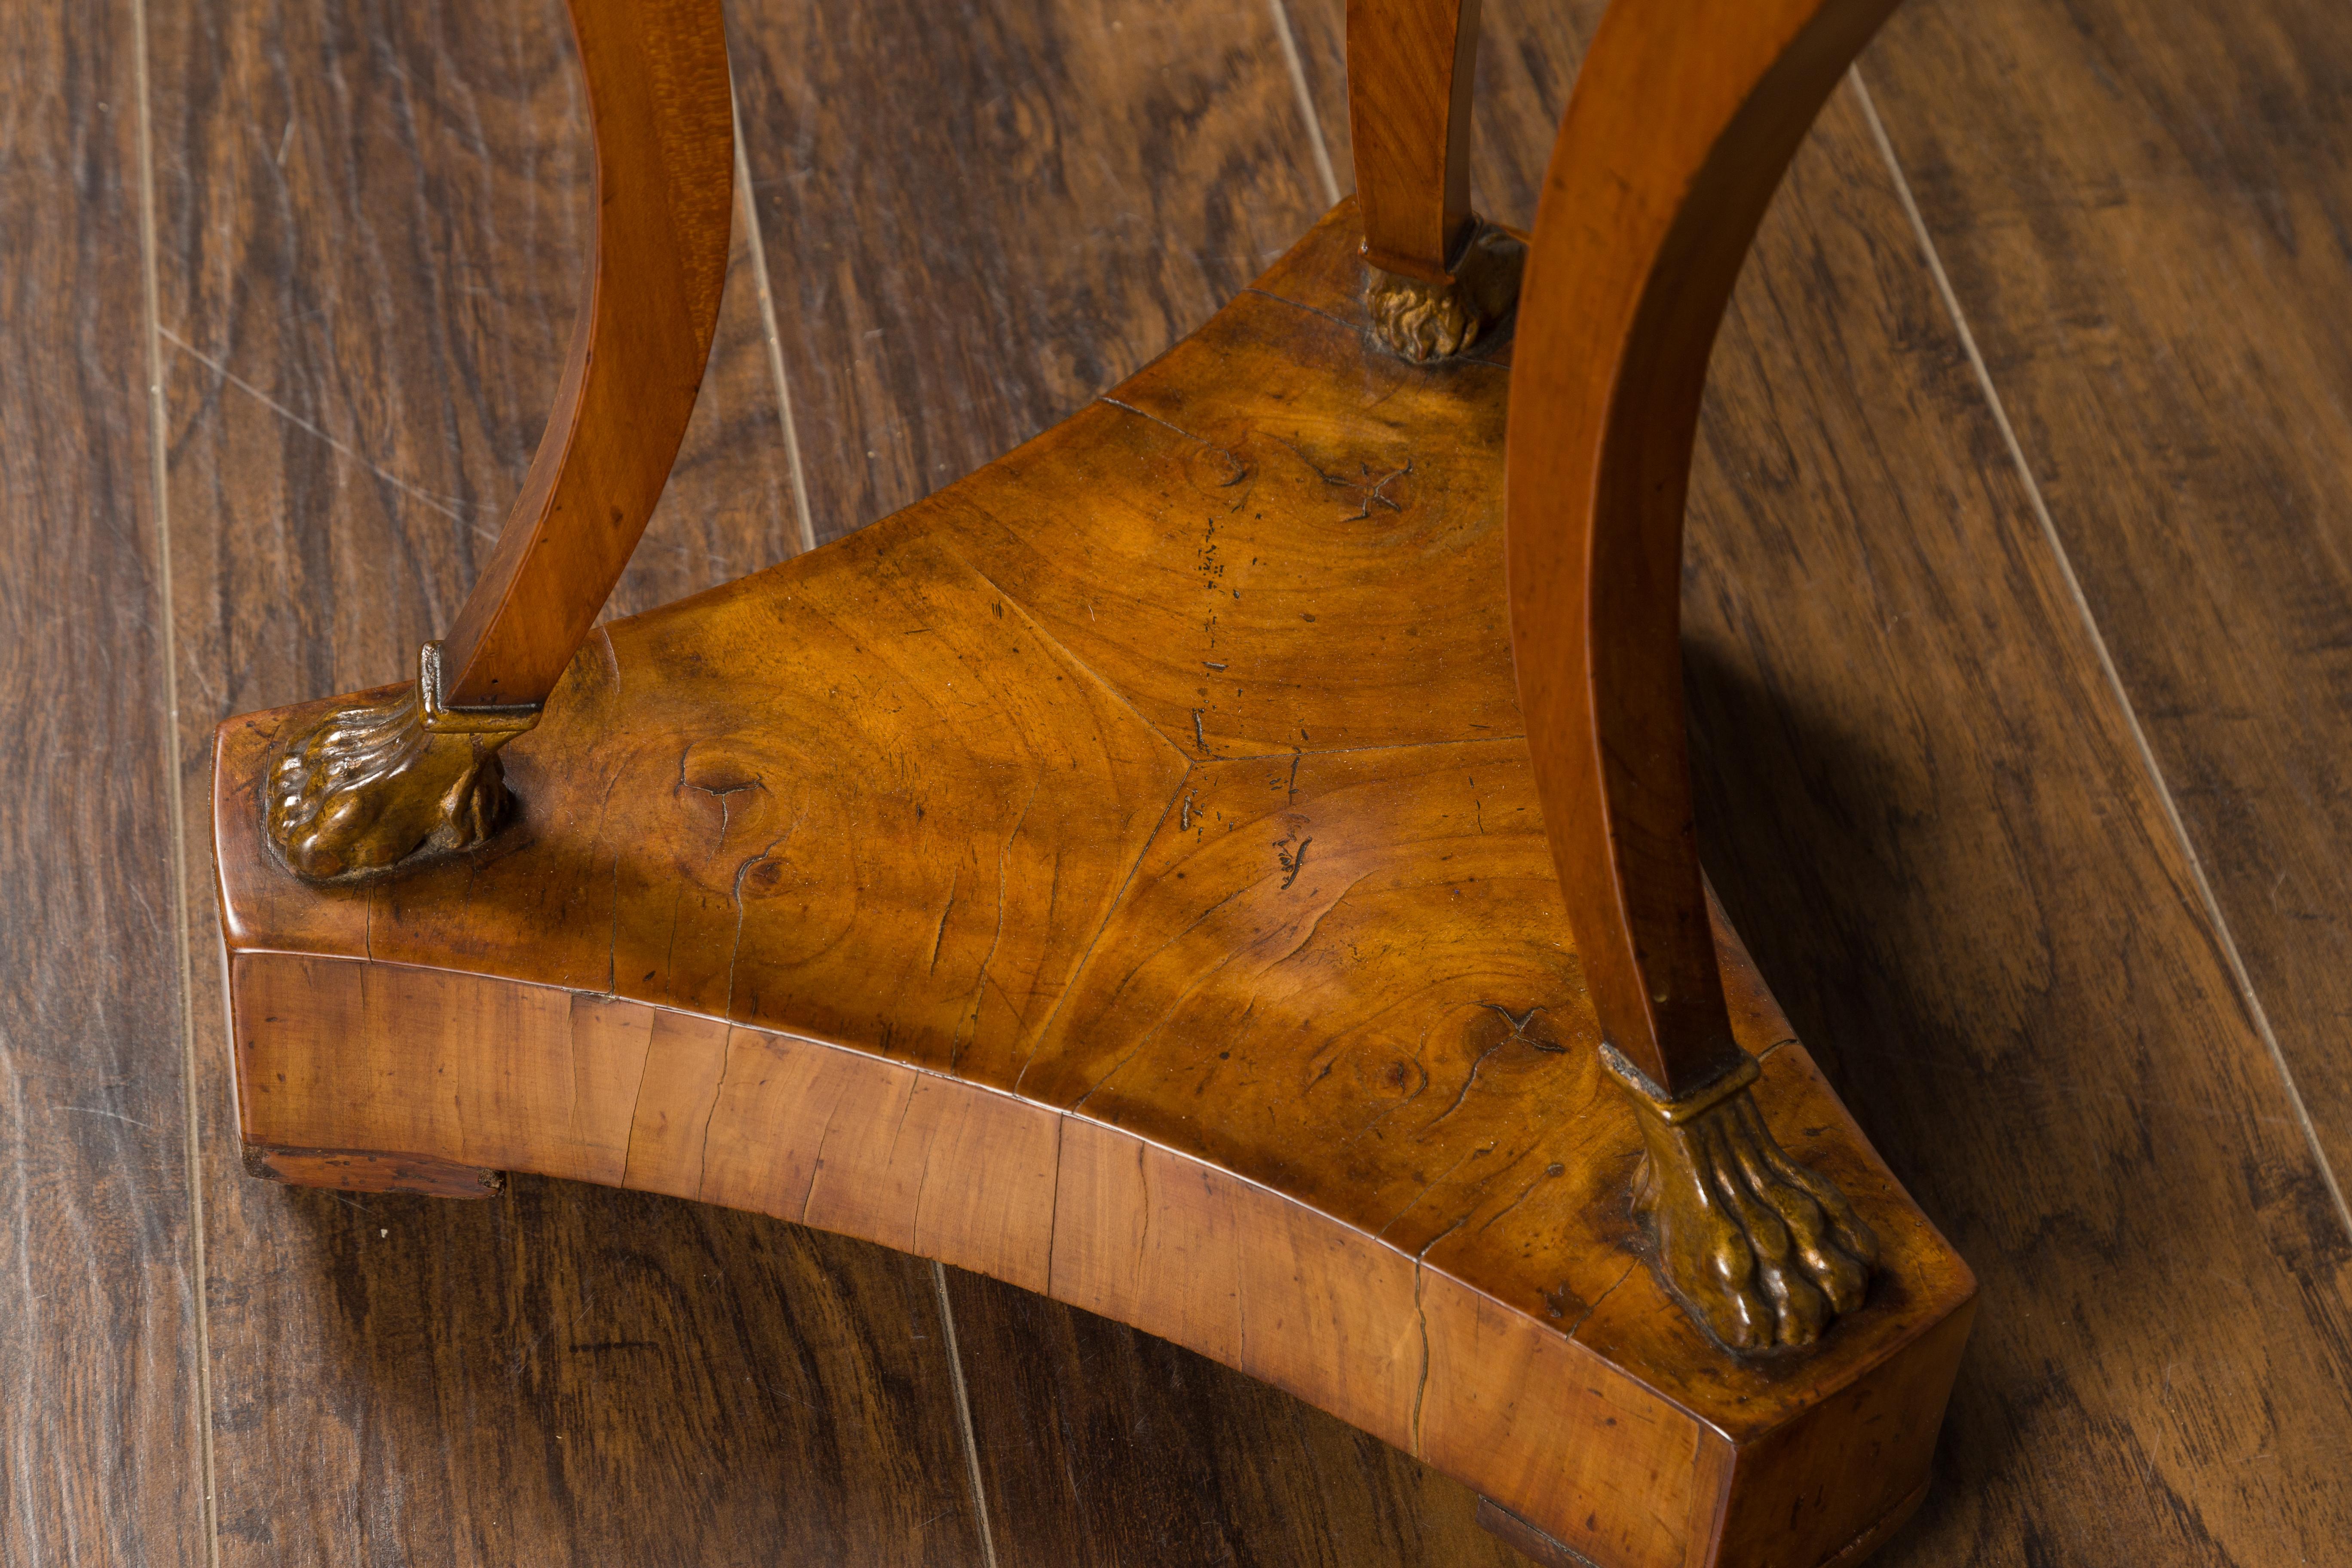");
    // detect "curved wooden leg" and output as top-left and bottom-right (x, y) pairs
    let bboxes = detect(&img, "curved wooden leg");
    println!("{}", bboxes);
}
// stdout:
(1505, 0), (1907, 1352)
(1344, 0), (1524, 359)
(263, 0), (735, 882)
(213, 202), (1975, 1567)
